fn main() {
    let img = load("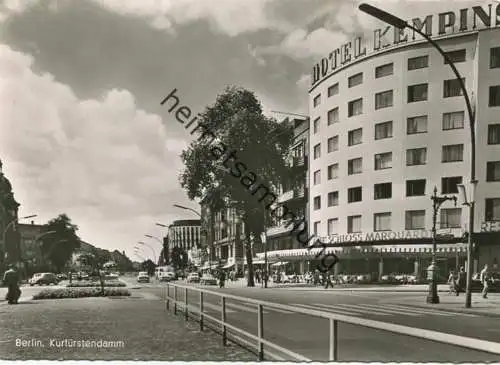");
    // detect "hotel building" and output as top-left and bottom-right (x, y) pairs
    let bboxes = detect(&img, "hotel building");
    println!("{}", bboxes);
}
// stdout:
(168, 219), (202, 265)
(305, 6), (500, 279)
